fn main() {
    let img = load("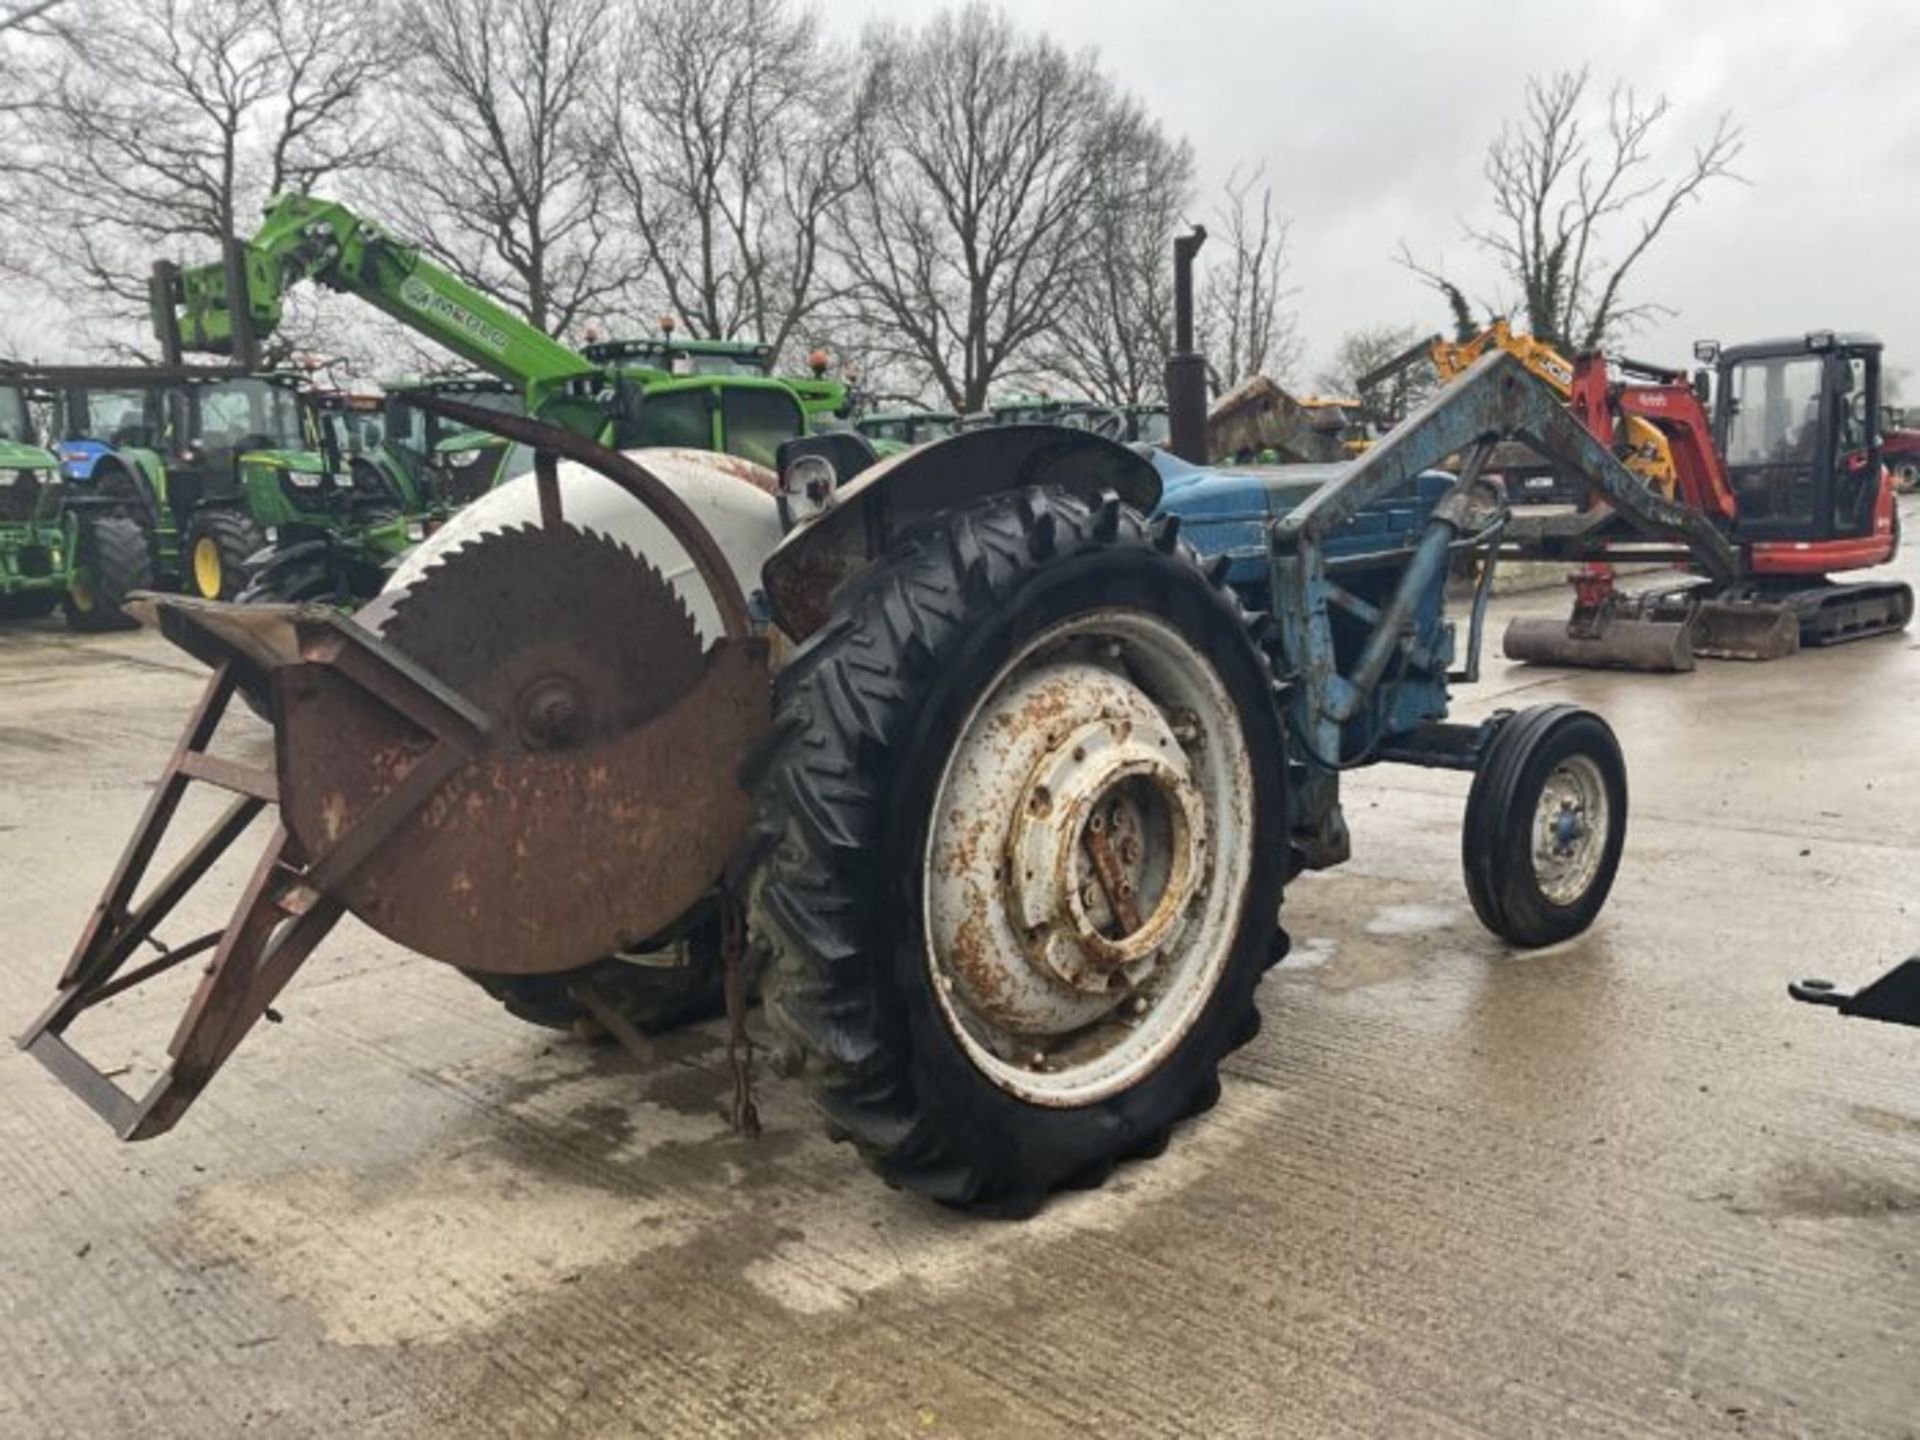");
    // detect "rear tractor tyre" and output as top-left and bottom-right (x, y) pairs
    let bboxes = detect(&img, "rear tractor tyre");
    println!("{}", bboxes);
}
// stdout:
(62, 513), (153, 632)
(0, 590), (61, 621)
(750, 486), (1289, 1215)
(1463, 703), (1627, 947)
(183, 508), (267, 601)
(462, 912), (726, 1036)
